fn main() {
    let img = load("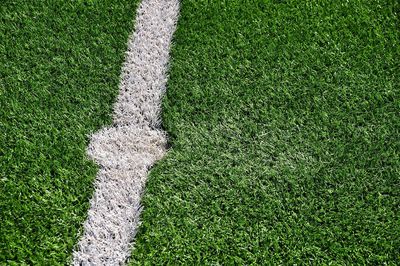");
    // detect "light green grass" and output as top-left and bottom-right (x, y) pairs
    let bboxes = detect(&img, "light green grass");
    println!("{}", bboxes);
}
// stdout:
(130, 0), (400, 264)
(0, 0), (139, 264)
